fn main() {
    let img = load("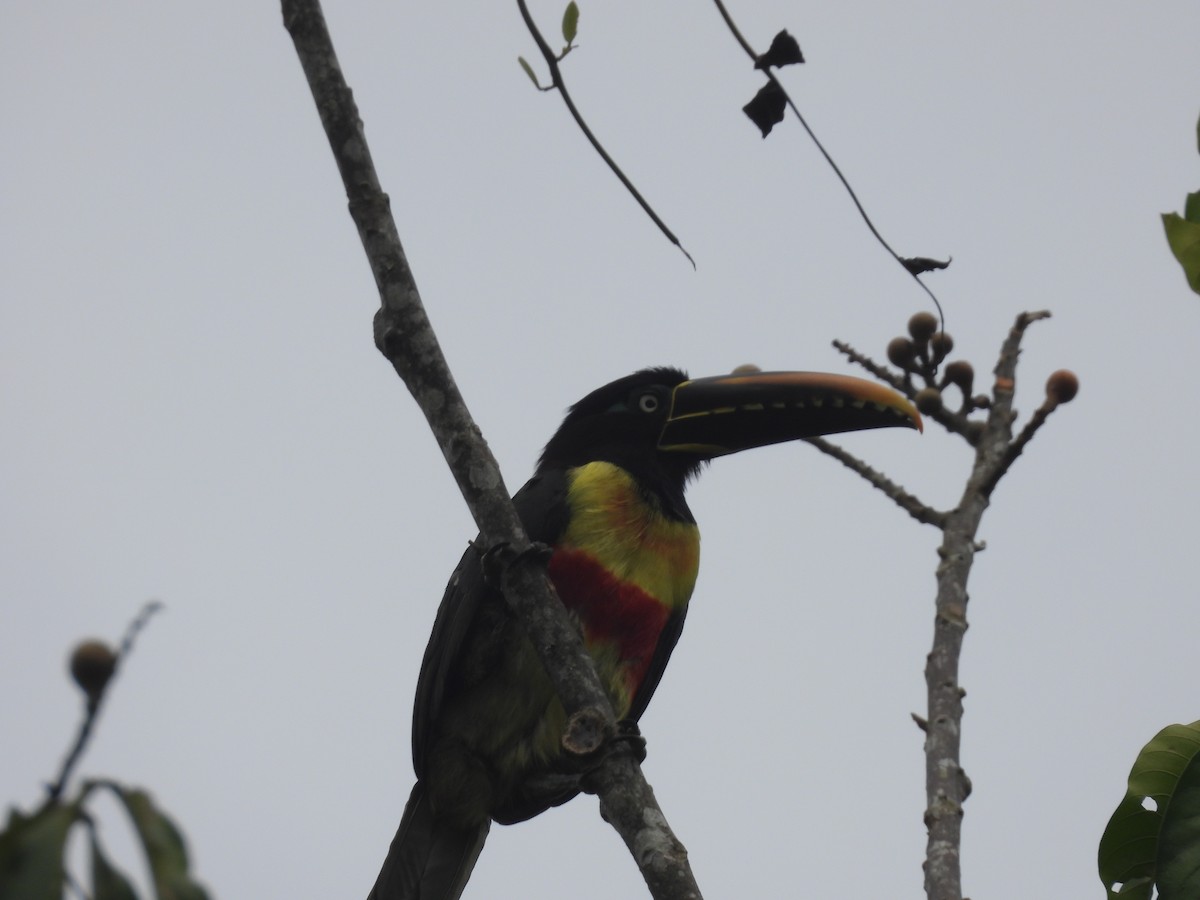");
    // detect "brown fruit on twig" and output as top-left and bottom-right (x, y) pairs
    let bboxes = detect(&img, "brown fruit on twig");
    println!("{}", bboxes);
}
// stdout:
(929, 332), (954, 363)
(70, 640), (117, 701)
(915, 387), (943, 414)
(908, 312), (938, 343)
(887, 337), (917, 370)
(1045, 369), (1079, 404)
(943, 360), (974, 393)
